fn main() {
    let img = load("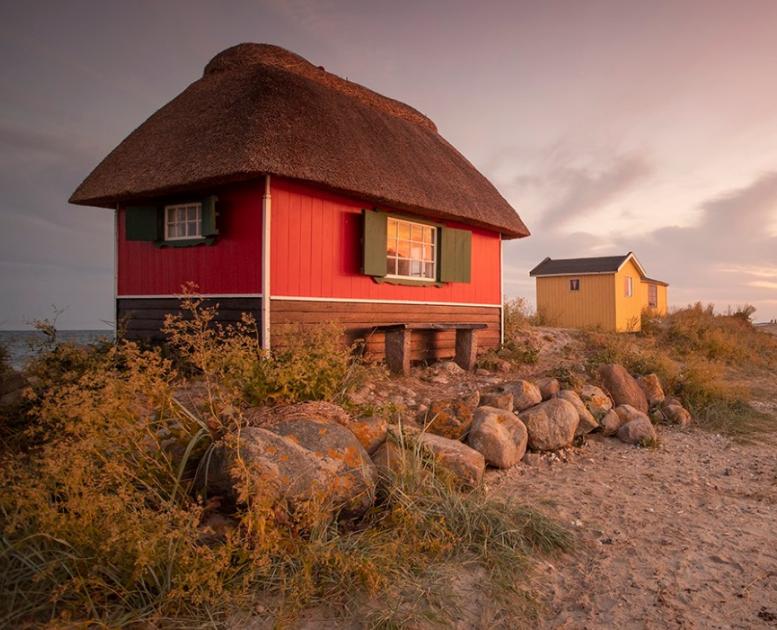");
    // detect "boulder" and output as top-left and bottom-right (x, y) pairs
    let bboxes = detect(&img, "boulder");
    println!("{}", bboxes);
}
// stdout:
(468, 406), (528, 468)
(662, 403), (692, 427)
(614, 404), (651, 426)
(205, 427), (368, 519)
(519, 398), (579, 451)
(598, 364), (648, 413)
(420, 391), (480, 440)
(417, 433), (485, 487)
(266, 414), (378, 516)
(534, 377), (561, 400)
(637, 374), (665, 407)
(346, 416), (388, 454)
(501, 380), (542, 412)
(599, 409), (623, 437)
(580, 384), (613, 420)
(557, 390), (598, 436)
(479, 390), (514, 411)
(617, 416), (657, 445)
